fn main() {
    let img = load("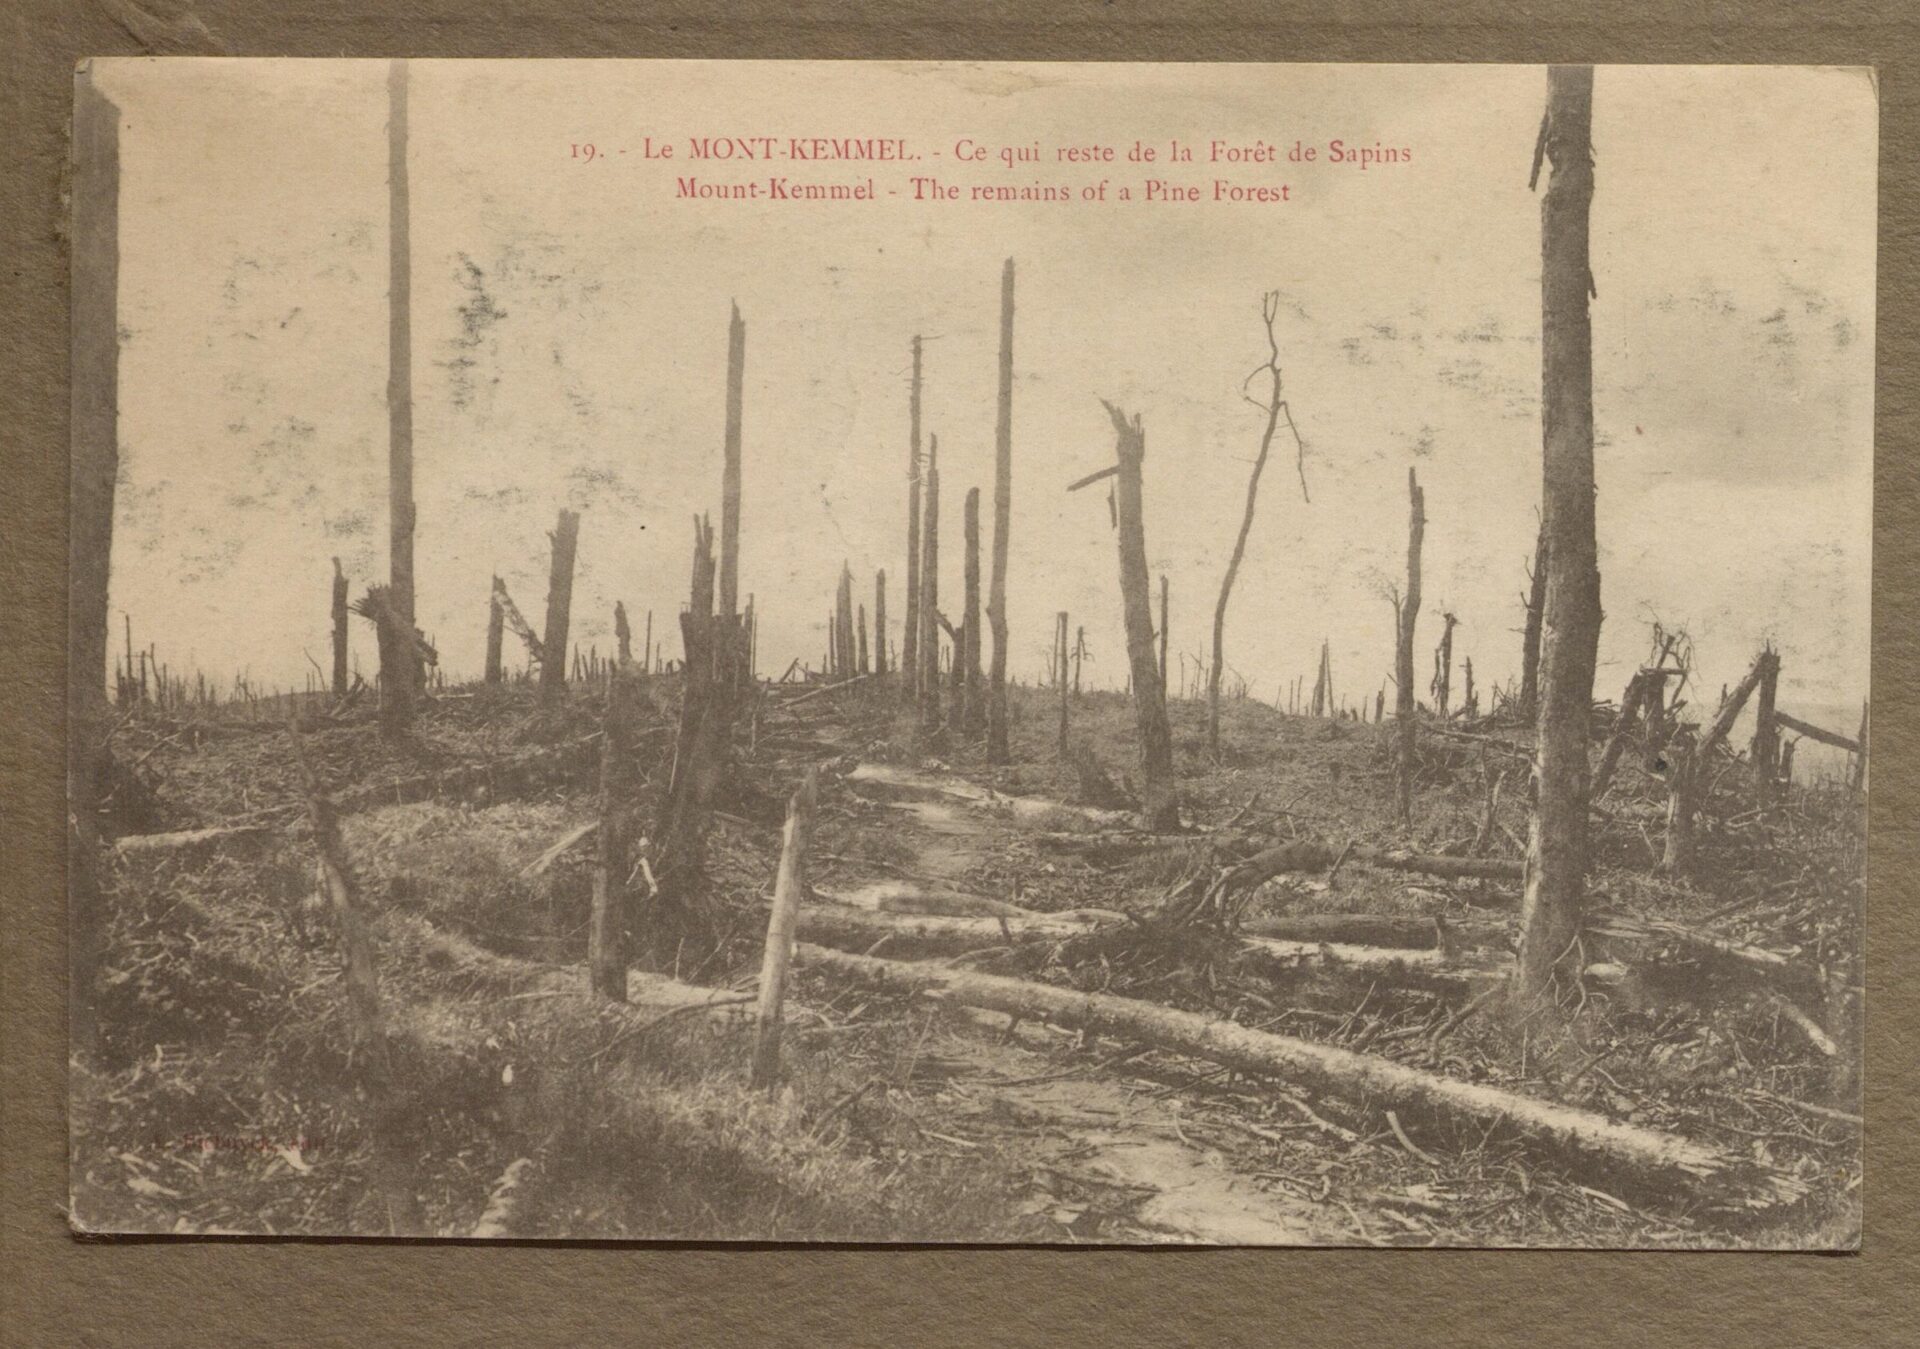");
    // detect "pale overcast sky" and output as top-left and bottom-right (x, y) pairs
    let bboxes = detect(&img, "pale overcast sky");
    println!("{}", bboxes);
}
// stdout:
(95, 61), (1875, 723)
